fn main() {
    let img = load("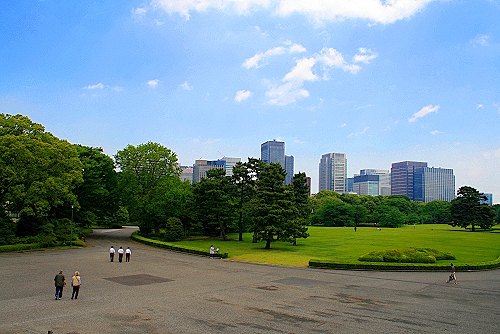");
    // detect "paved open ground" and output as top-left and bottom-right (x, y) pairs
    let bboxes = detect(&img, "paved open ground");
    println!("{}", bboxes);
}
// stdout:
(0, 227), (499, 334)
